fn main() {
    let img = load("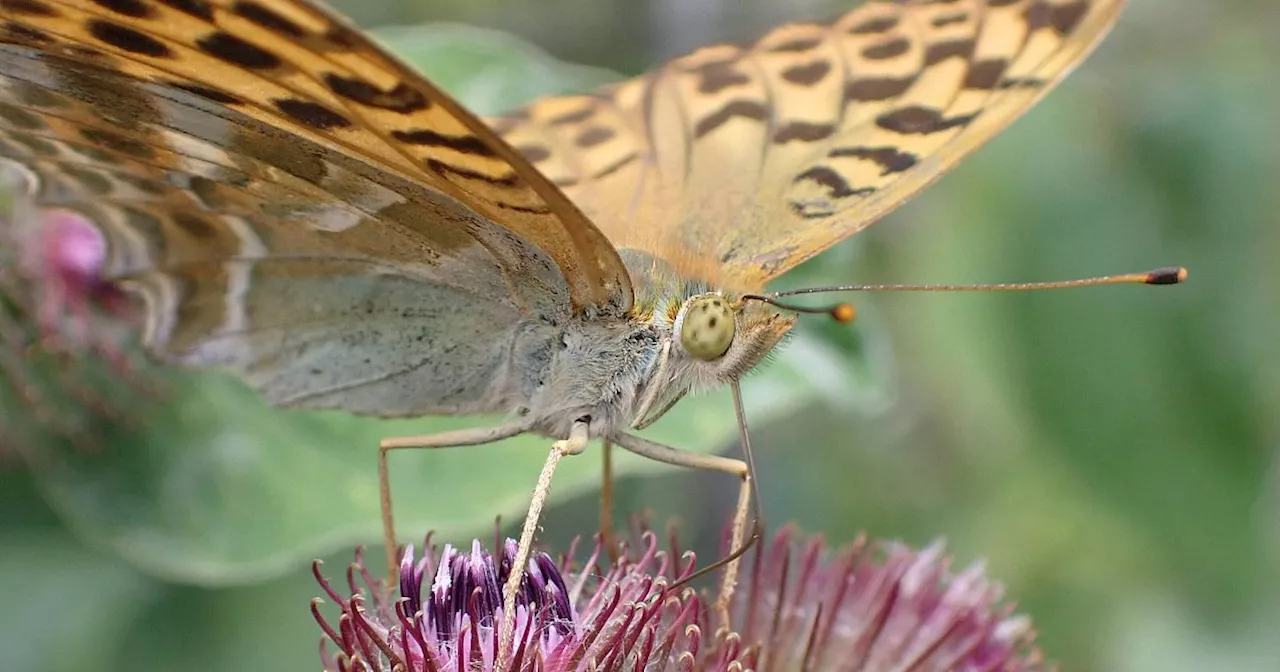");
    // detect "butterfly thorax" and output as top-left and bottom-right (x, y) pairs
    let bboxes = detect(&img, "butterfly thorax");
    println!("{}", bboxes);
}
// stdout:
(516, 250), (793, 440)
